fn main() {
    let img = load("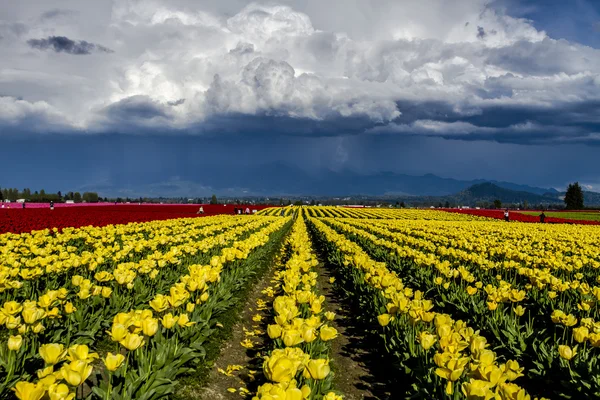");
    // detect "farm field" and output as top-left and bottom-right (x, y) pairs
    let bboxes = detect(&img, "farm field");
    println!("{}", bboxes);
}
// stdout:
(520, 211), (600, 222)
(444, 208), (600, 225)
(2, 206), (600, 400)
(0, 204), (274, 235)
